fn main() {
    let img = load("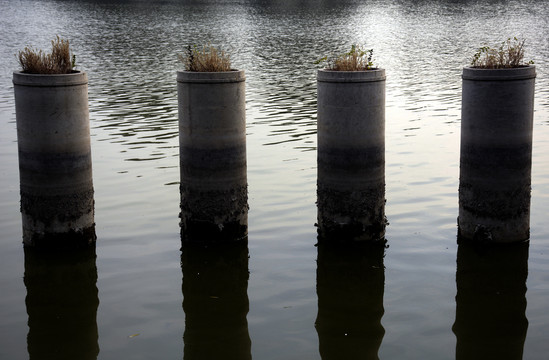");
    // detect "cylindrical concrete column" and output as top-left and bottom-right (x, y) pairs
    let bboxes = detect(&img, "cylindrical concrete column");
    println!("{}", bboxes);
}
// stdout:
(317, 69), (386, 243)
(177, 70), (248, 243)
(459, 66), (536, 243)
(13, 71), (95, 249)
(181, 242), (251, 360)
(452, 241), (528, 359)
(315, 242), (385, 359)
(24, 247), (99, 359)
